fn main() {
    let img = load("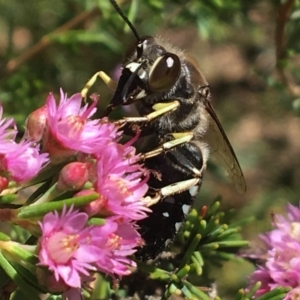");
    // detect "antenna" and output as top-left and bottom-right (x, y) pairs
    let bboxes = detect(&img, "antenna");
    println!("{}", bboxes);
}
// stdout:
(110, 0), (140, 41)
